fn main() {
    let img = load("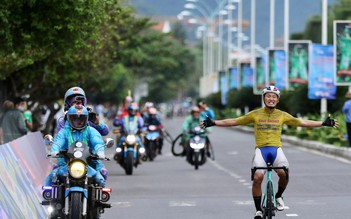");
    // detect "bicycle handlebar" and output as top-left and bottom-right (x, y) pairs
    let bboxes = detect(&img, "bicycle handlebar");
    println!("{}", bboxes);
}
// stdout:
(251, 166), (289, 181)
(252, 166), (287, 171)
